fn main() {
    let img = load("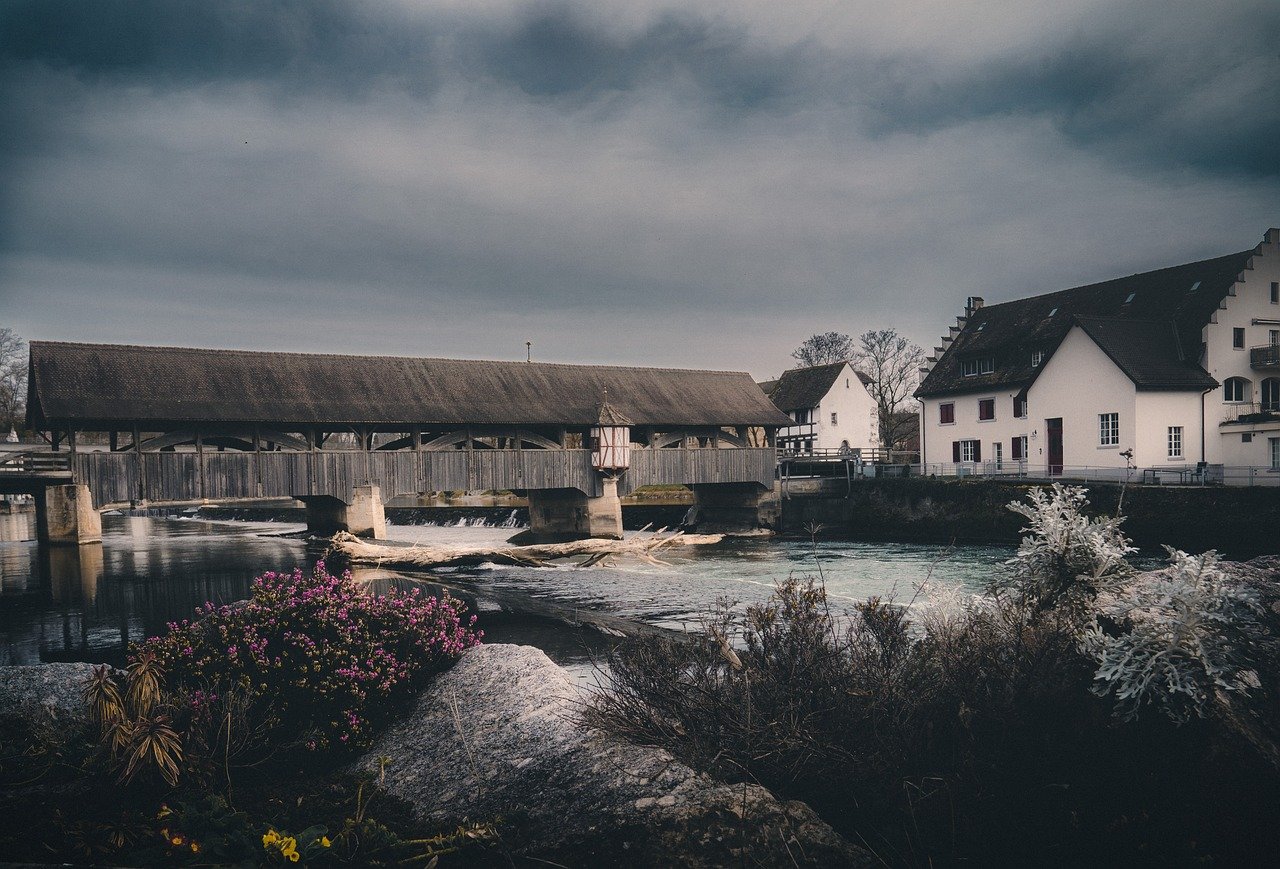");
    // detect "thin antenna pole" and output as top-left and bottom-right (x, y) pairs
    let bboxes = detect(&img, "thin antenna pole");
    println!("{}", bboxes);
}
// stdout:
(526, 341), (531, 362)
